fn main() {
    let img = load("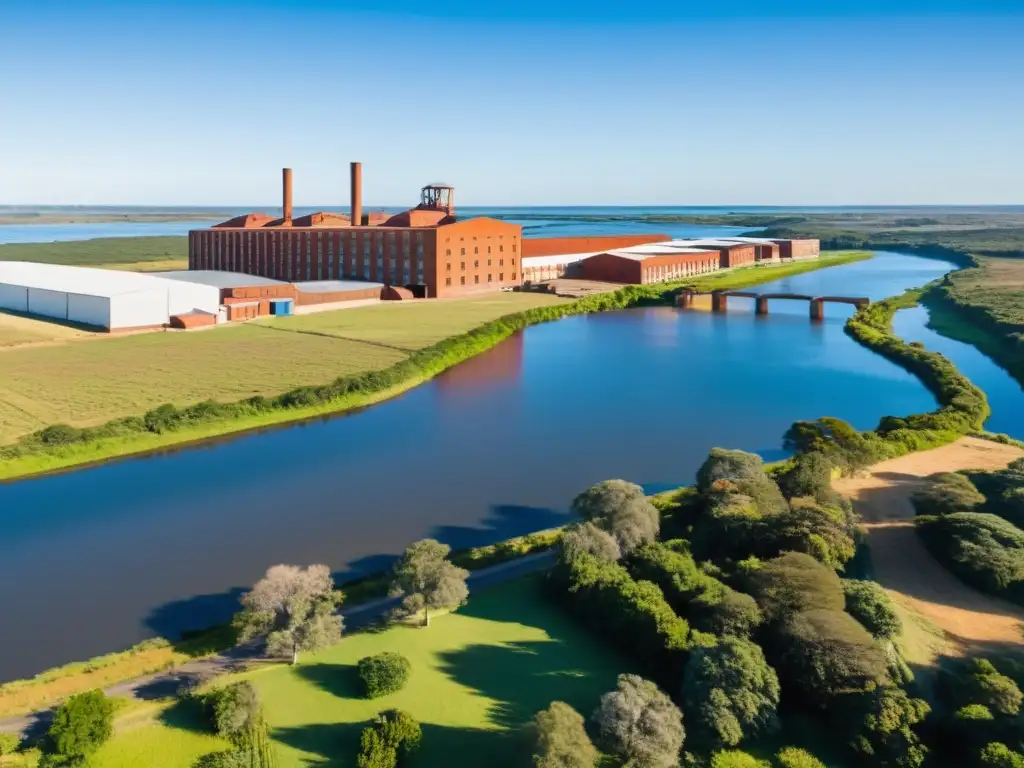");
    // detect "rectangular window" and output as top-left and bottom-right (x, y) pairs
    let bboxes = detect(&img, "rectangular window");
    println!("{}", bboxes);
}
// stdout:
(317, 233), (324, 280)
(446, 263), (451, 271)
(474, 260), (479, 268)
(460, 247), (465, 256)
(512, 244), (517, 253)
(363, 237), (371, 280)
(512, 272), (517, 280)
(487, 259), (492, 267)
(460, 276), (465, 285)
(487, 274), (493, 282)
(499, 245), (504, 252)
(460, 262), (465, 270)
(474, 275), (479, 284)
(474, 246), (479, 255)
(445, 277), (451, 286)
(499, 273), (504, 281)
(402, 231), (411, 284)
(415, 232), (423, 284)
(499, 259), (503, 266)
(512, 258), (516, 266)
(305, 233), (312, 281)
(376, 235), (384, 280)
(487, 246), (491, 254)
(446, 249), (451, 257)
